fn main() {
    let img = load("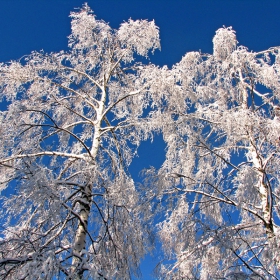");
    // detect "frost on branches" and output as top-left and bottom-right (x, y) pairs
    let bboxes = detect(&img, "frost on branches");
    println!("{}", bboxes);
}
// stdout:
(0, 4), (160, 279)
(150, 27), (280, 279)
(1, 4), (280, 280)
